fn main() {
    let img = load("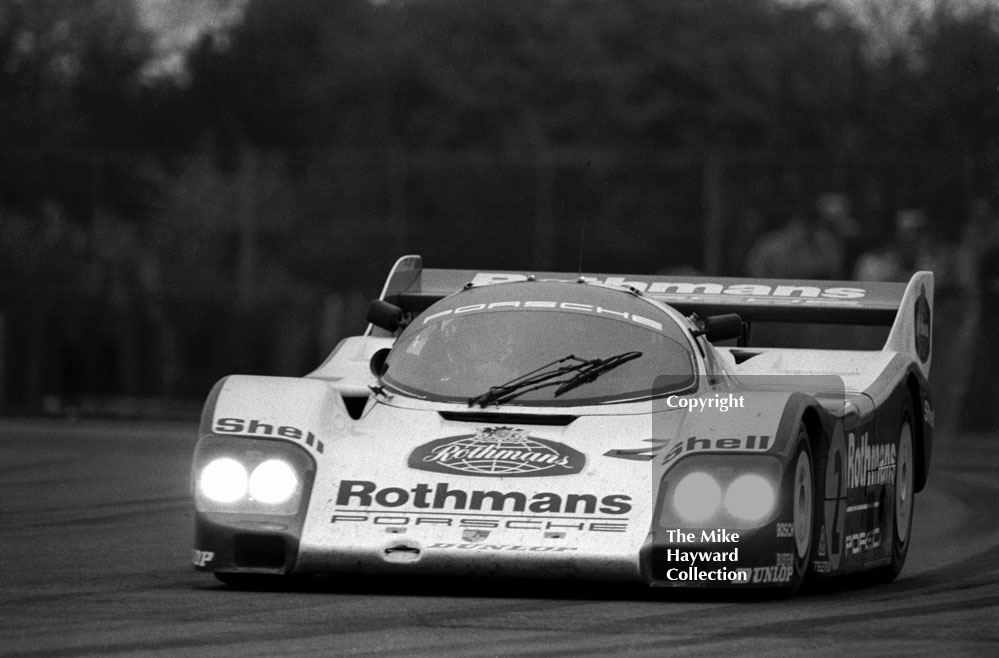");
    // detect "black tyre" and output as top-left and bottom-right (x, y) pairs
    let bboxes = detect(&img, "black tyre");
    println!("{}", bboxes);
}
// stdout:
(784, 426), (816, 595)
(875, 404), (916, 583)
